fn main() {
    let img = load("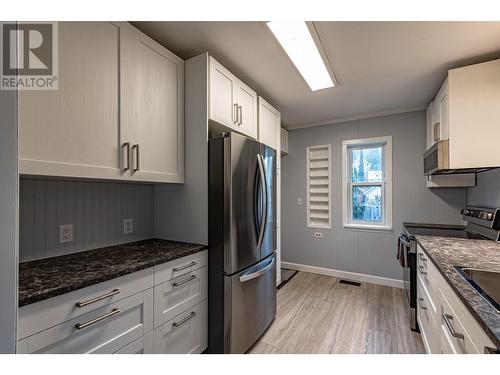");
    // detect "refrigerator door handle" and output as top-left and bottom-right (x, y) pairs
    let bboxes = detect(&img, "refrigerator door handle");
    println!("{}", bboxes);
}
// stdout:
(256, 154), (268, 248)
(239, 256), (275, 283)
